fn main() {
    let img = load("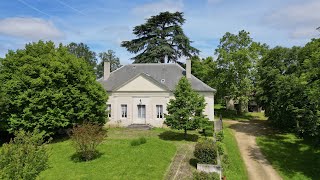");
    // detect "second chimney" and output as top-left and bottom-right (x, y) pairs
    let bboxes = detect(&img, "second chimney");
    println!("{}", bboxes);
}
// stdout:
(104, 61), (110, 80)
(186, 59), (191, 79)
